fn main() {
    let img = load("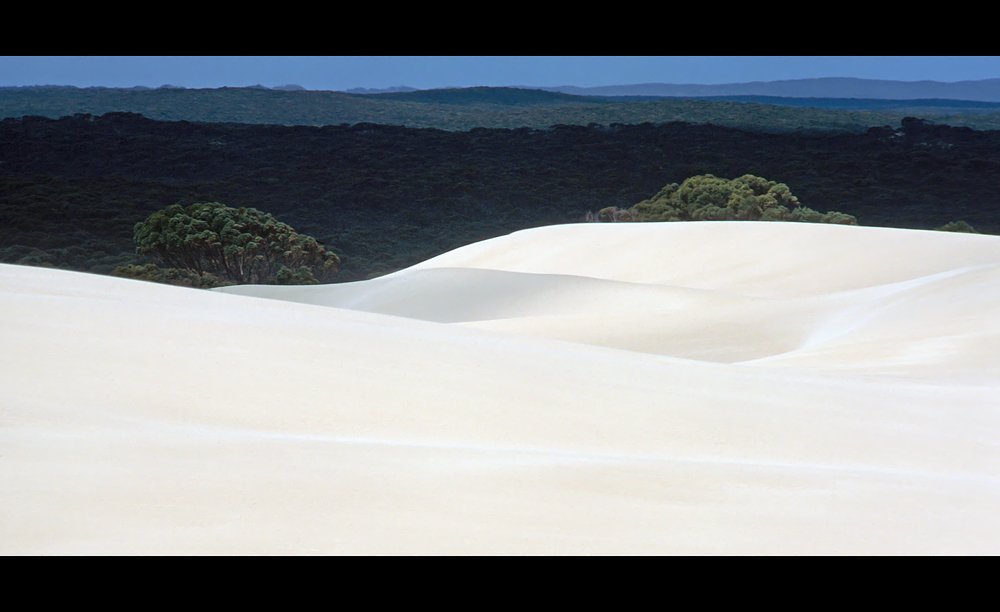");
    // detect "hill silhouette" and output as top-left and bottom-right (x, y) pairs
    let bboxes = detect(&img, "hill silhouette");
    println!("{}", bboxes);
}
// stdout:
(5, 85), (1000, 131)
(368, 86), (615, 106)
(545, 78), (1000, 102)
